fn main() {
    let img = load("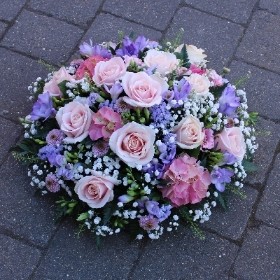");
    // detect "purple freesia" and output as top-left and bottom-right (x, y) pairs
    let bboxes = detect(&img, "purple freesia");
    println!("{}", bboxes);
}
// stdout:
(57, 163), (74, 180)
(79, 40), (112, 58)
(116, 35), (148, 56)
(211, 167), (234, 192)
(173, 78), (191, 101)
(30, 92), (54, 121)
(219, 84), (240, 117)
(145, 201), (172, 222)
(118, 194), (134, 203)
(104, 82), (123, 101)
(223, 152), (237, 165)
(38, 145), (63, 167)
